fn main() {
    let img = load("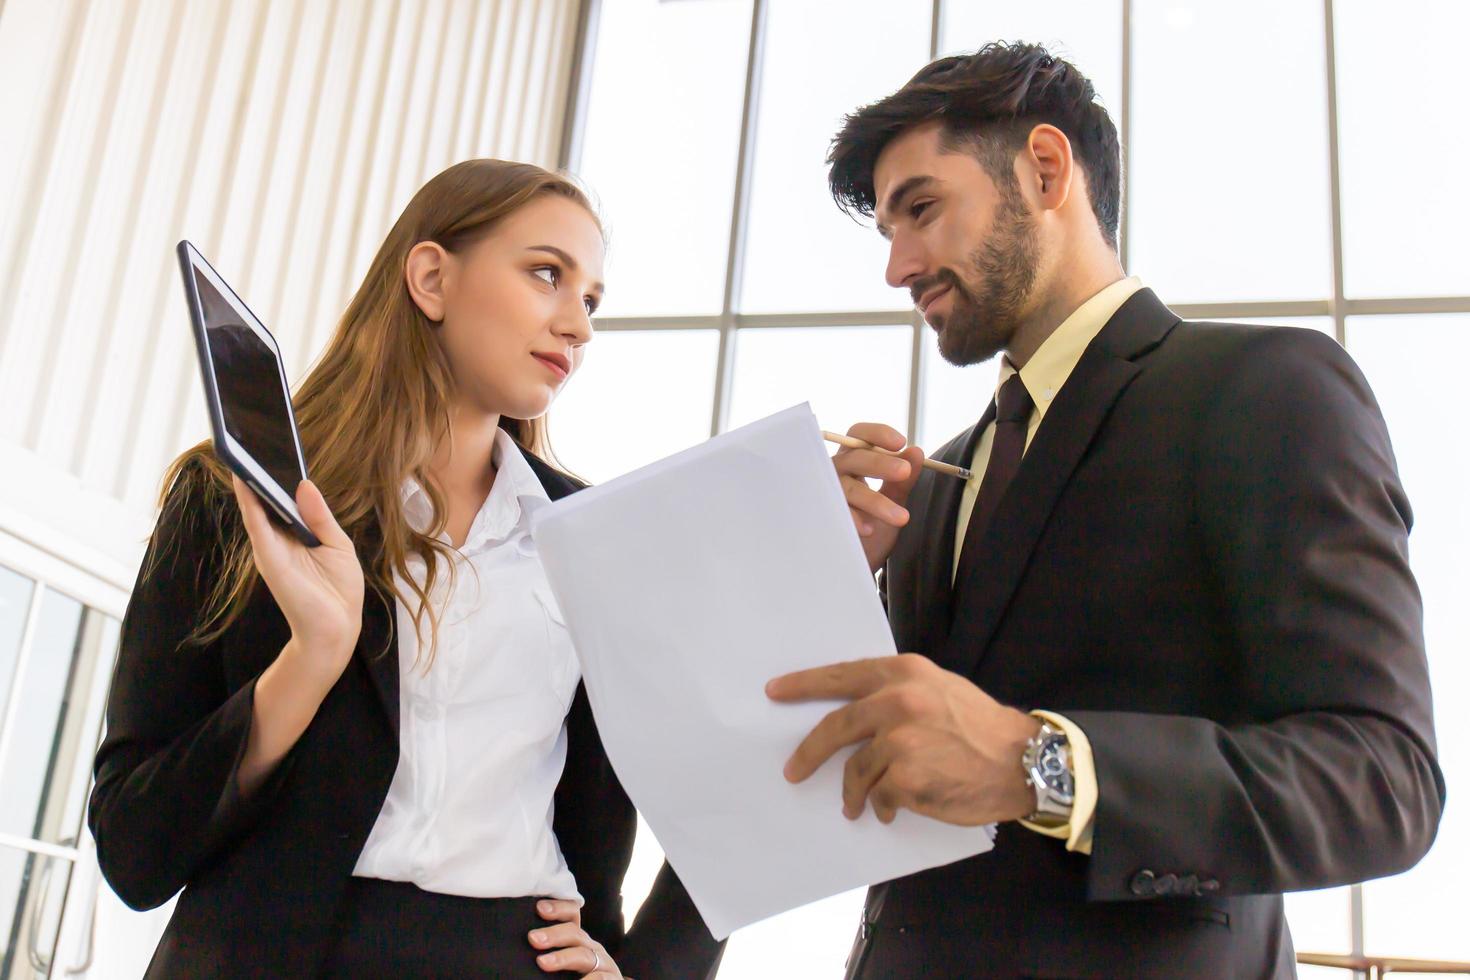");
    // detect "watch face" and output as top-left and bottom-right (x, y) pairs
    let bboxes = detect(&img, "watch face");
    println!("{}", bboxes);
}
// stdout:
(1036, 737), (1075, 804)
